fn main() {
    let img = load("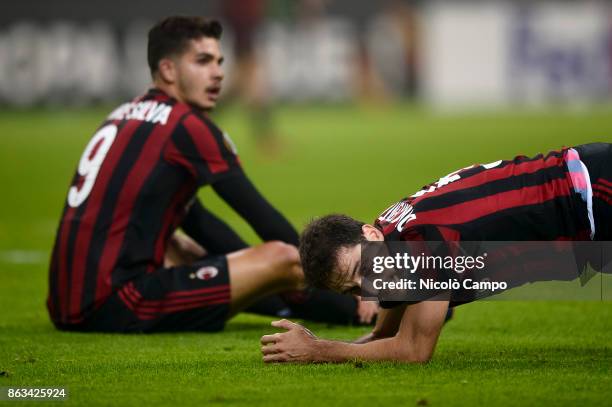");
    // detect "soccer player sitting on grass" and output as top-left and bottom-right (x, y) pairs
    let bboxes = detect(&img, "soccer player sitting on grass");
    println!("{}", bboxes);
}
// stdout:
(261, 143), (612, 363)
(47, 16), (375, 333)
